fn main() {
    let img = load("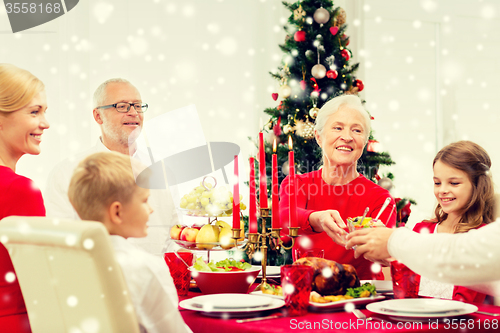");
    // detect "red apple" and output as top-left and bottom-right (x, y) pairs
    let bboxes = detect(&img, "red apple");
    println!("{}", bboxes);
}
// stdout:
(192, 223), (204, 230)
(180, 227), (199, 243)
(170, 225), (185, 240)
